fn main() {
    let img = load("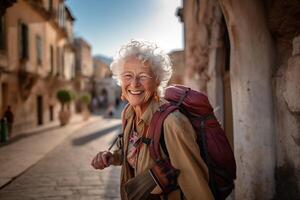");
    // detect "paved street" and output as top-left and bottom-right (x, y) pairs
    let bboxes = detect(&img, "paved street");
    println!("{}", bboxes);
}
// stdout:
(0, 107), (124, 200)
